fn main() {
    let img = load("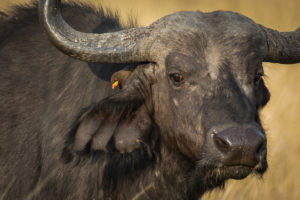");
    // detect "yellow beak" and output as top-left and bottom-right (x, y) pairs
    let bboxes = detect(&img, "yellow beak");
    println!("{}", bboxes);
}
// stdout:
(112, 81), (119, 89)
